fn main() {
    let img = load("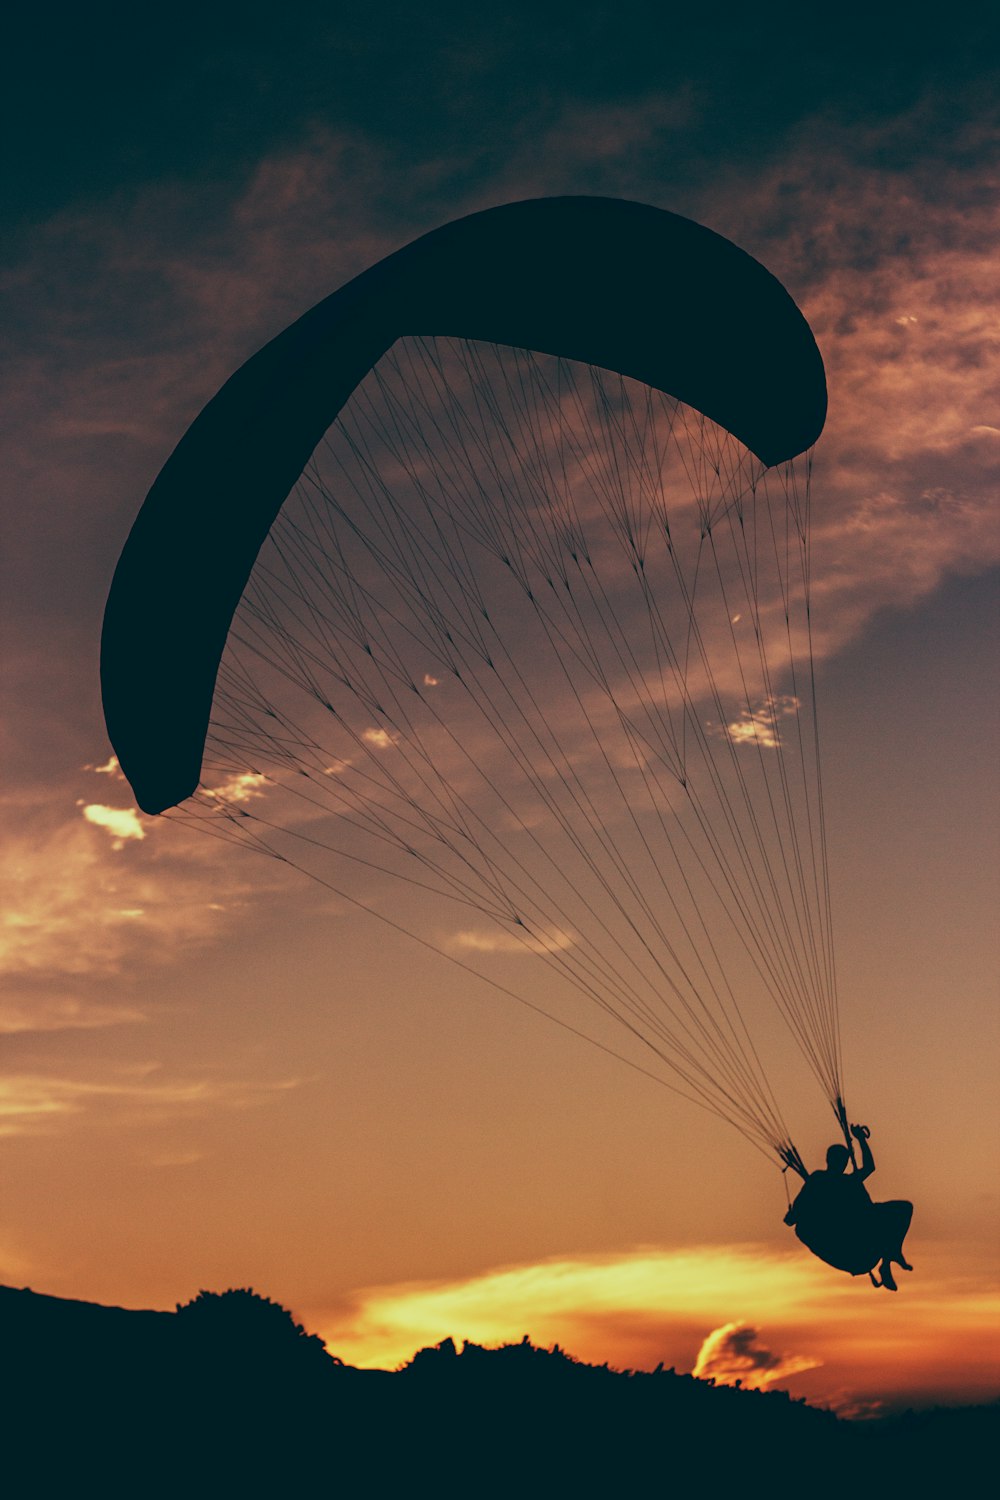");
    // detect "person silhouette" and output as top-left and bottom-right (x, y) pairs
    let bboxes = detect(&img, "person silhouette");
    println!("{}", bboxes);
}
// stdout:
(783, 1124), (913, 1289)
